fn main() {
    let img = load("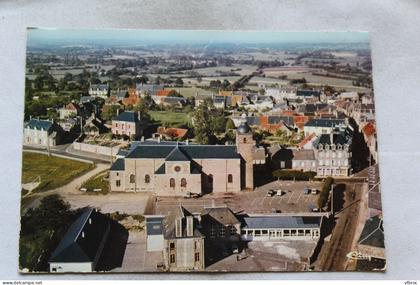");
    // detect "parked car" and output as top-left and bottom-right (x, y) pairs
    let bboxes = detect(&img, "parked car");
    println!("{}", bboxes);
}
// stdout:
(276, 190), (285, 196)
(183, 192), (193, 199)
(267, 189), (277, 197)
(311, 189), (319, 195)
(303, 187), (311, 195)
(312, 207), (321, 212)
